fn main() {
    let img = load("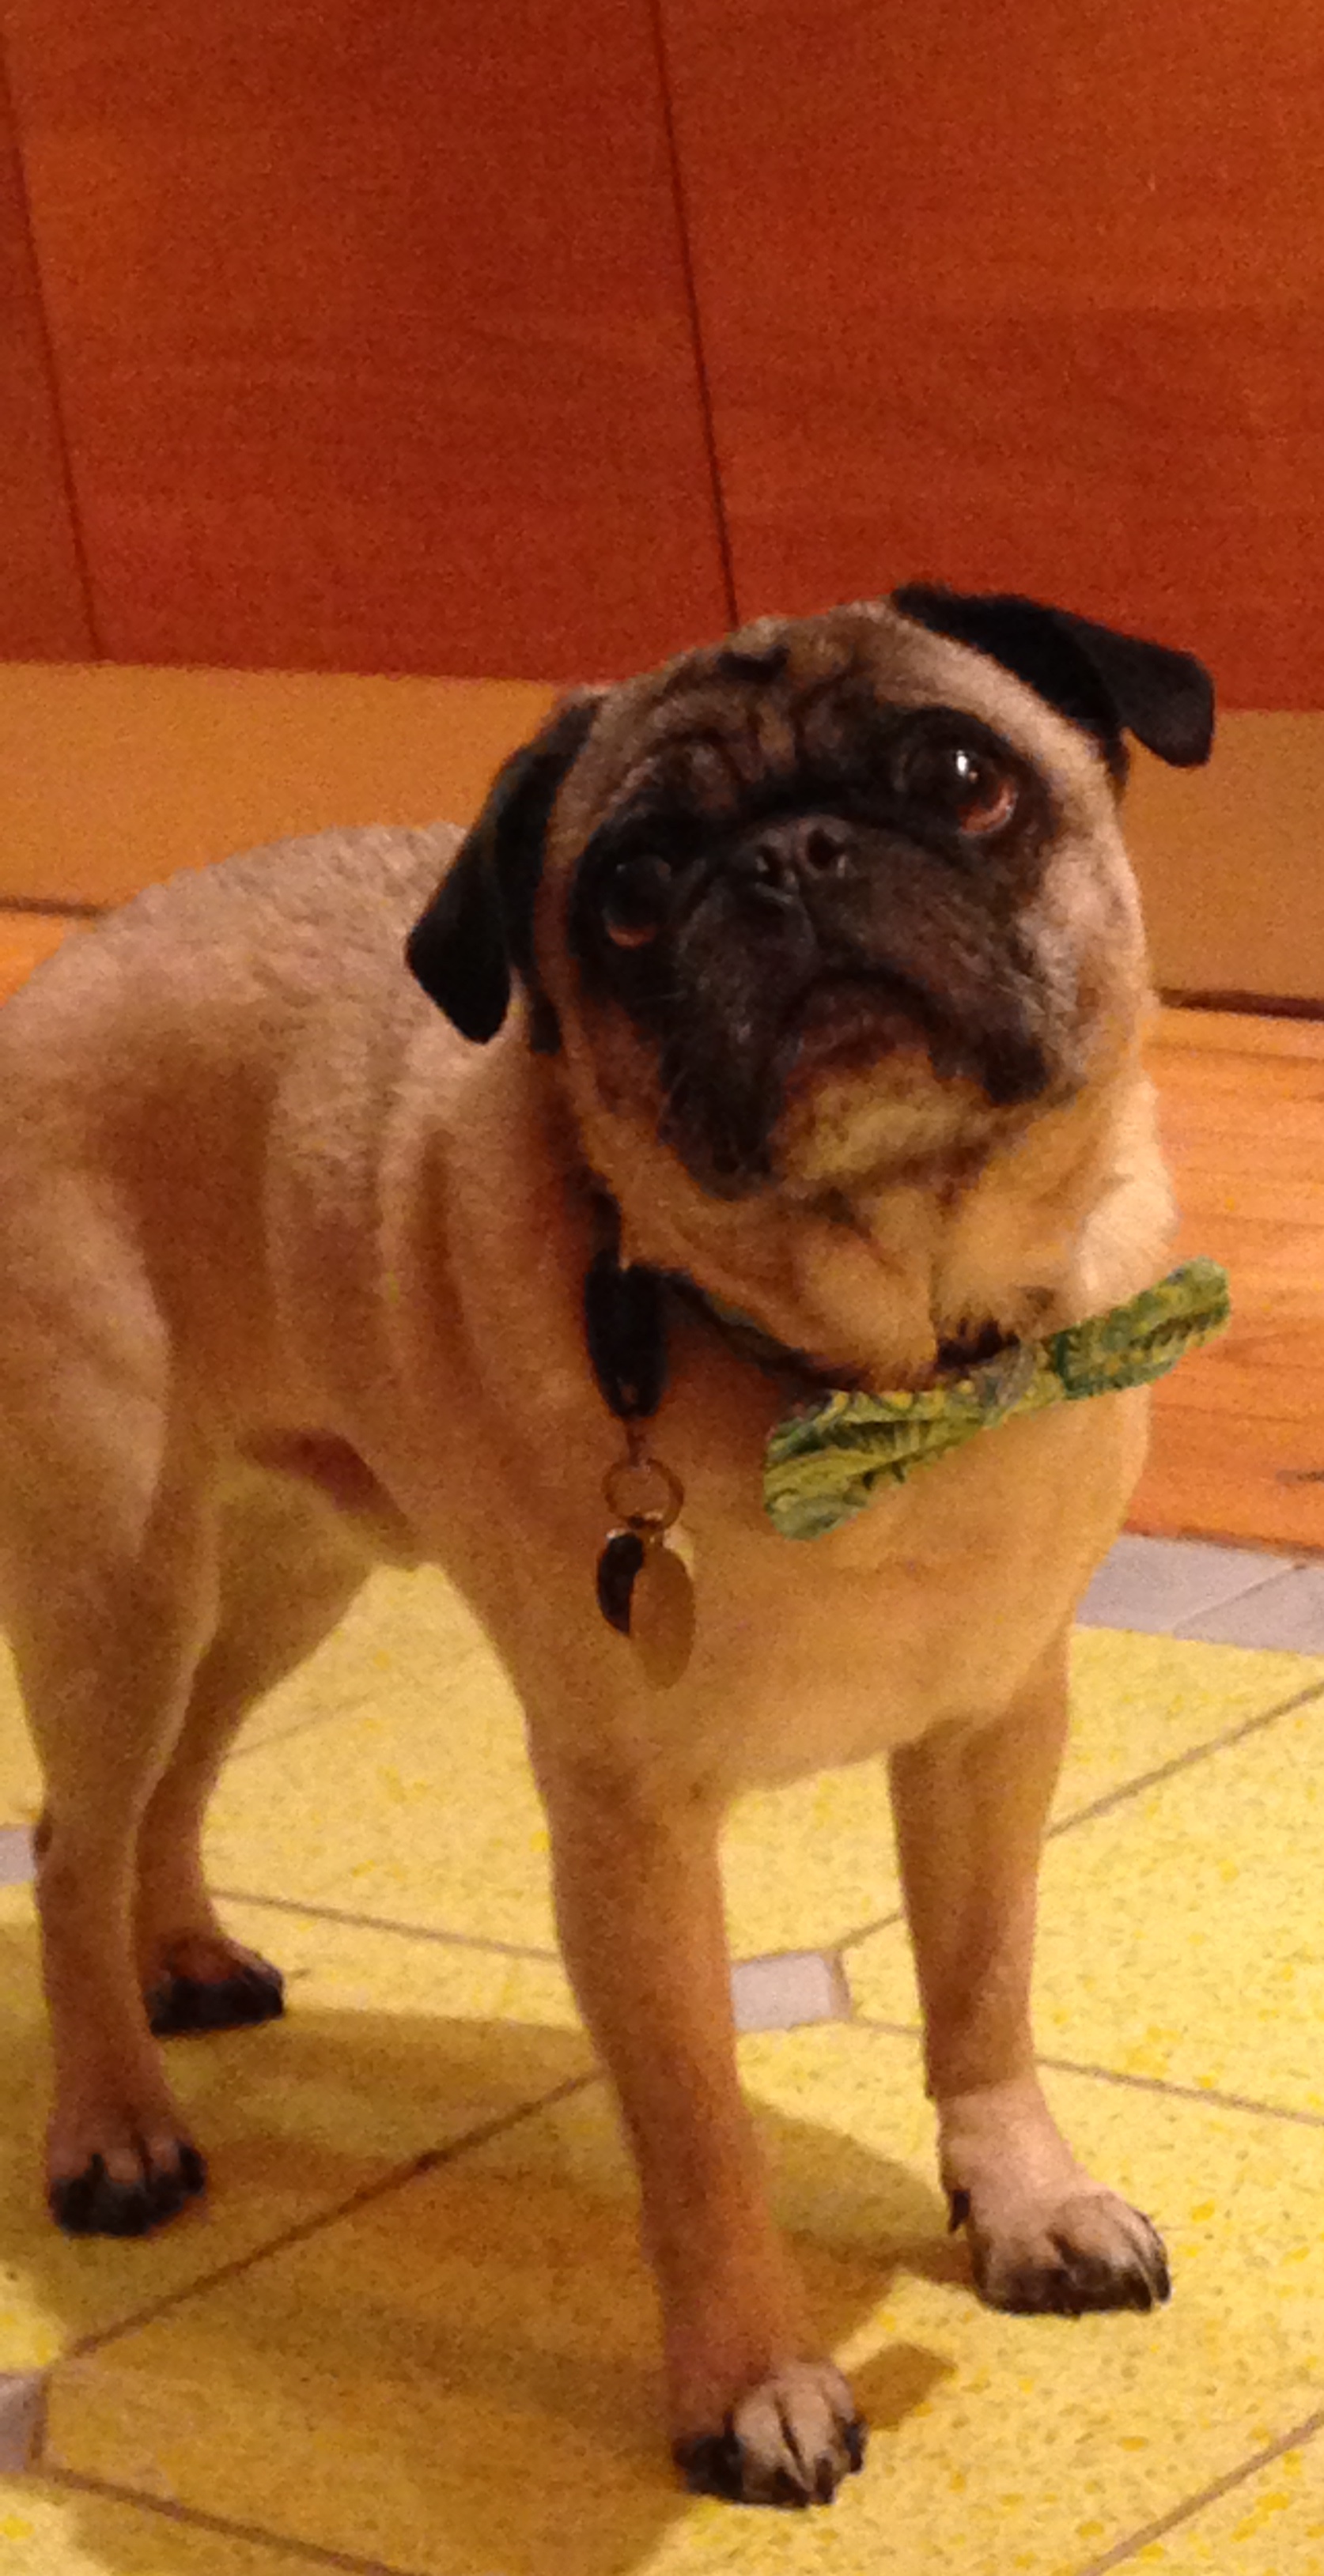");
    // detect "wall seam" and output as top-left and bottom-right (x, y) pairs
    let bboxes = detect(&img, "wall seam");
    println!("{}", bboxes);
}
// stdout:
(646, 0), (740, 633)
(1, 26), (104, 658)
